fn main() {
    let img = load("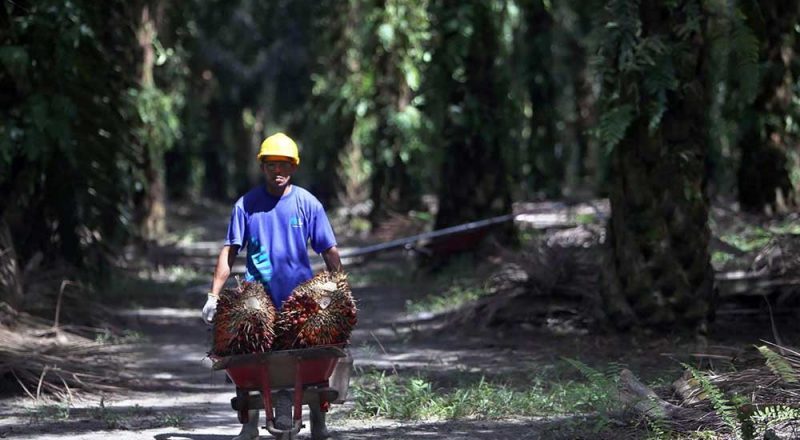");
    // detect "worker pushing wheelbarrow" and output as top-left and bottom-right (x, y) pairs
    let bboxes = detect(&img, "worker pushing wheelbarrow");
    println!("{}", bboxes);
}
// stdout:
(202, 133), (352, 439)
